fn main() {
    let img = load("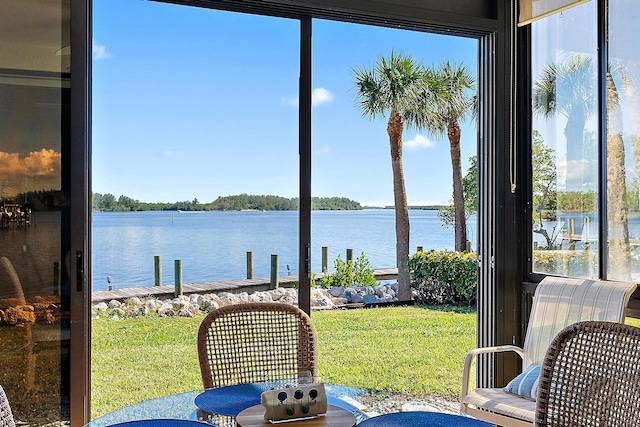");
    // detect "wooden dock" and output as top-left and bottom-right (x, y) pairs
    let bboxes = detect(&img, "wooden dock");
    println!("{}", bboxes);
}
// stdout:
(91, 268), (399, 303)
